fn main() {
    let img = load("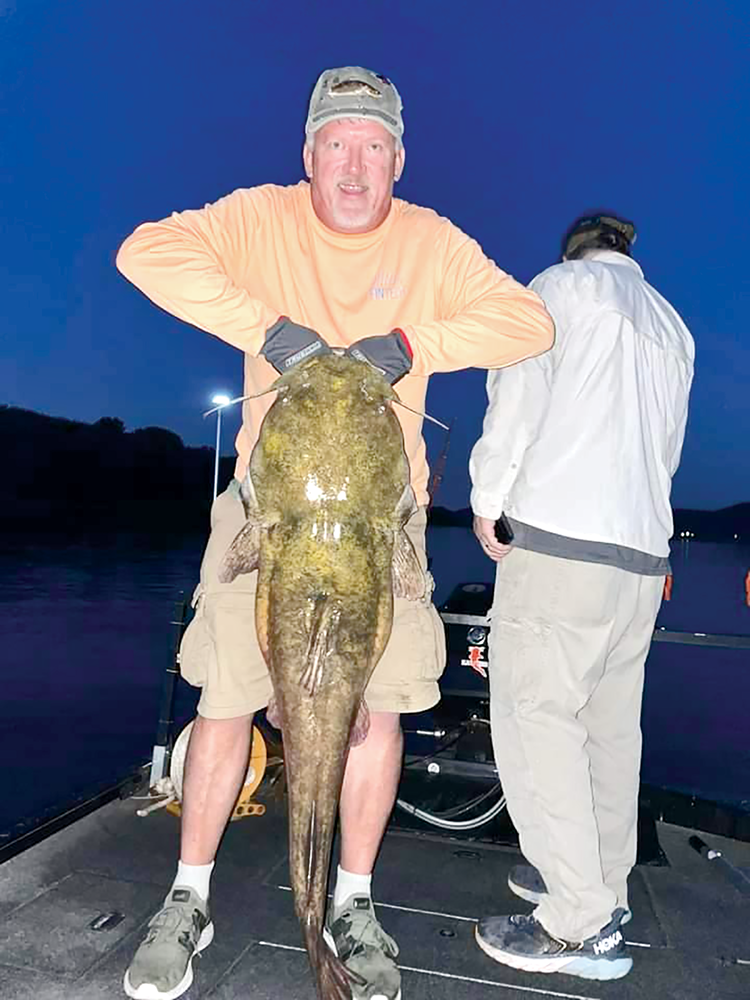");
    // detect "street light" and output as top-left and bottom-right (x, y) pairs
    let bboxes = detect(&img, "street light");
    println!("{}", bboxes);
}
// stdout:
(211, 393), (231, 501)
